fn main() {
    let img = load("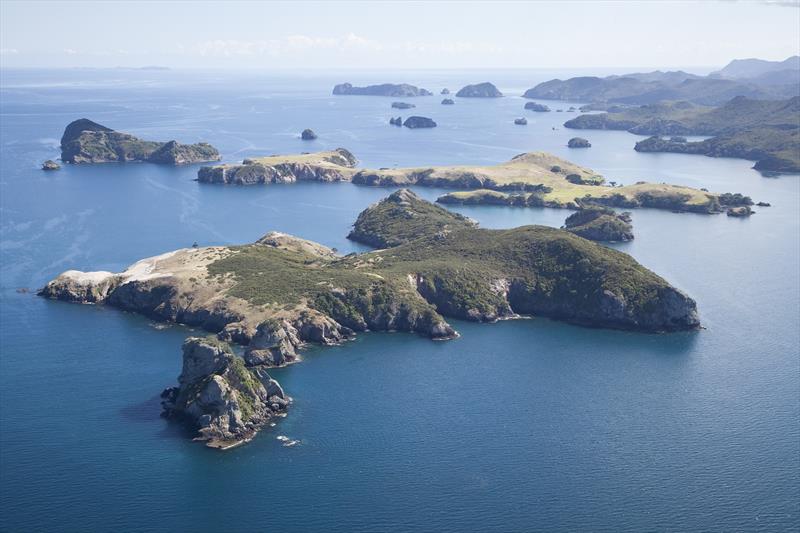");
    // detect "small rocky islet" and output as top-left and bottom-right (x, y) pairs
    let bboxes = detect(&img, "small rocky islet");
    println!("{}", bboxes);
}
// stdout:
(455, 82), (503, 97)
(41, 189), (702, 446)
(59, 118), (220, 165)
